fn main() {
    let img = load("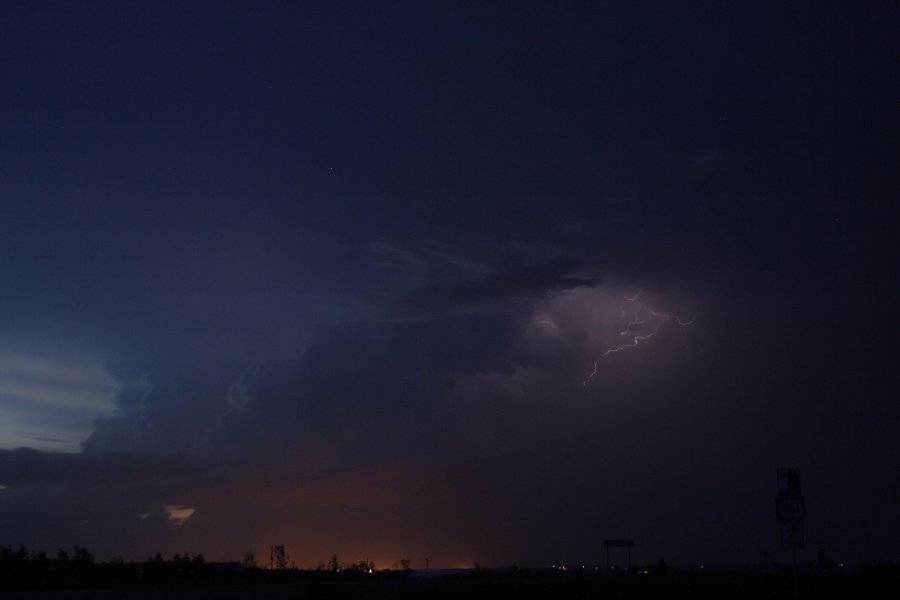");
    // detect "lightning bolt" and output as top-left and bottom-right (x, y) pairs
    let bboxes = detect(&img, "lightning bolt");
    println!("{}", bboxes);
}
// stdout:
(582, 290), (696, 387)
